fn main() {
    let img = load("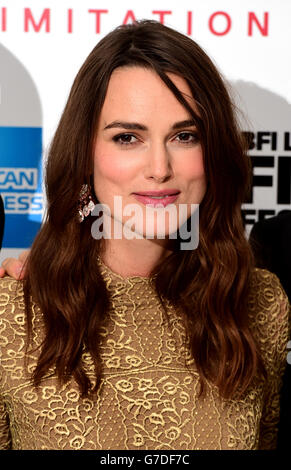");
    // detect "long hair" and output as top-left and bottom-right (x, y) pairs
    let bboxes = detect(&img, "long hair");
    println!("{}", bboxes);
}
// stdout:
(24, 20), (265, 398)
